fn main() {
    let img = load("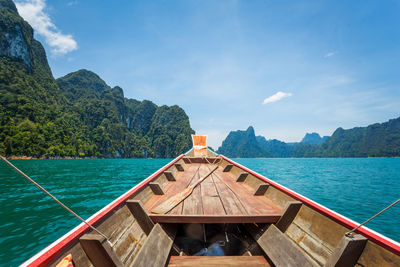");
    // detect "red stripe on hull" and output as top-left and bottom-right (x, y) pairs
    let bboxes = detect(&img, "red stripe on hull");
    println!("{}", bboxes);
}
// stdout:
(26, 154), (185, 267)
(220, 155), (400, 256)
